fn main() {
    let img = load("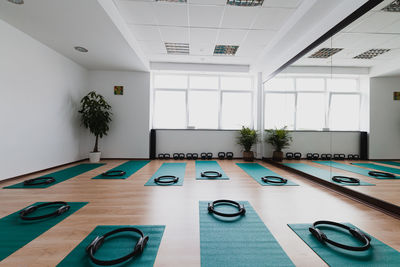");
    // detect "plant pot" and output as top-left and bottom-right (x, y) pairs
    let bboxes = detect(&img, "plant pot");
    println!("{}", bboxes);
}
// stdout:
(272, 151), (283, 162)
(89, 152), (101, 163)
(243, 151), (254, 162)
